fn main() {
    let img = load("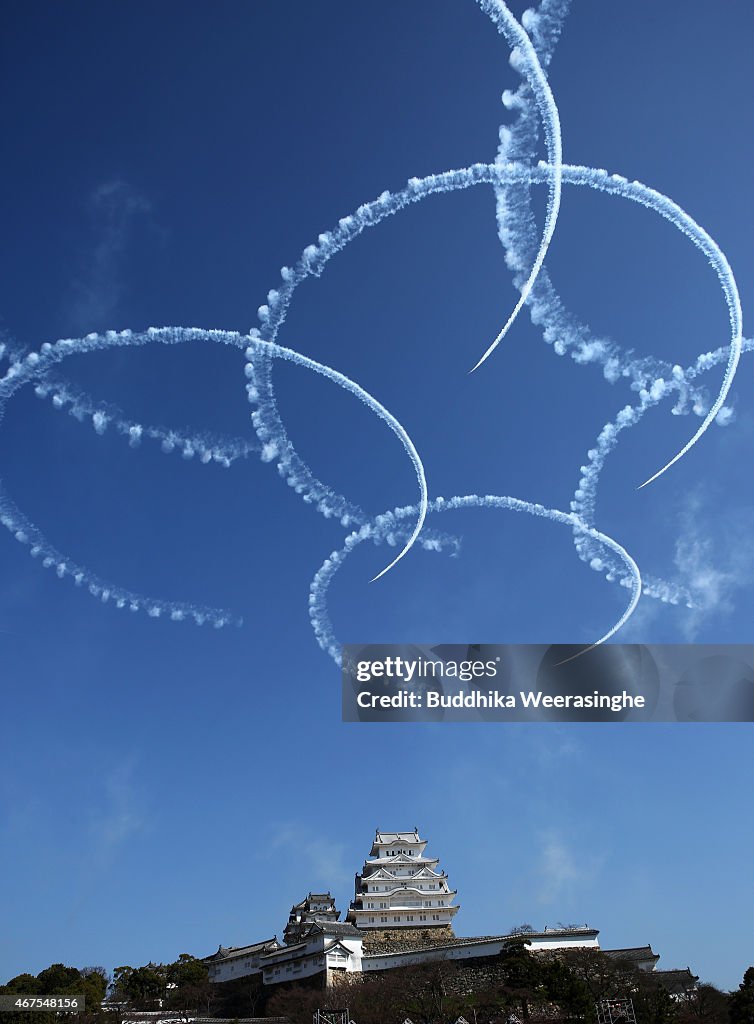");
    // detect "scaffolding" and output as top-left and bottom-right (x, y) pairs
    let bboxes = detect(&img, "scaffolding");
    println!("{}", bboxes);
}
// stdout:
(596, 998), (637, 1024)
(313, 1011), (351, 1024)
